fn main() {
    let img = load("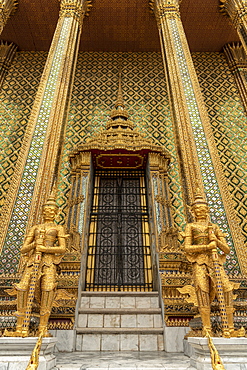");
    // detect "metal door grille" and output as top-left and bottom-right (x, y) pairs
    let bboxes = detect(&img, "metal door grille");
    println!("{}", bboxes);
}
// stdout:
(86, 170), (153, 291)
